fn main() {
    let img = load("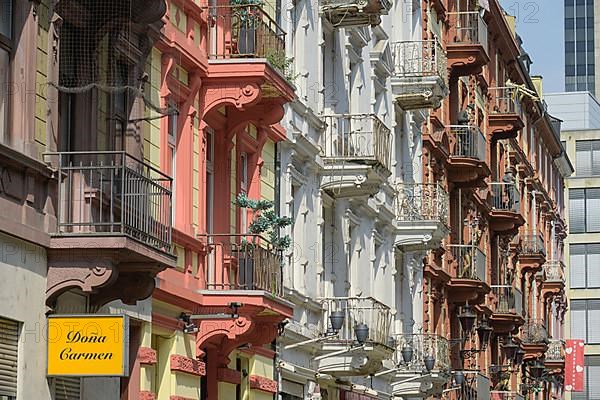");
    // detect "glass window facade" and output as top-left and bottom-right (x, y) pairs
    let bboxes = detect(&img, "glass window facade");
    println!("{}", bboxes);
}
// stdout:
(565, 0), (596, 94)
